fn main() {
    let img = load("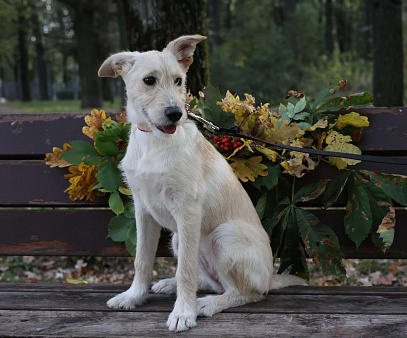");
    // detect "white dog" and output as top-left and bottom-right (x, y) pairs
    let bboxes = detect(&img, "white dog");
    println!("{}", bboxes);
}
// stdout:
(98, 35), (306, 332)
